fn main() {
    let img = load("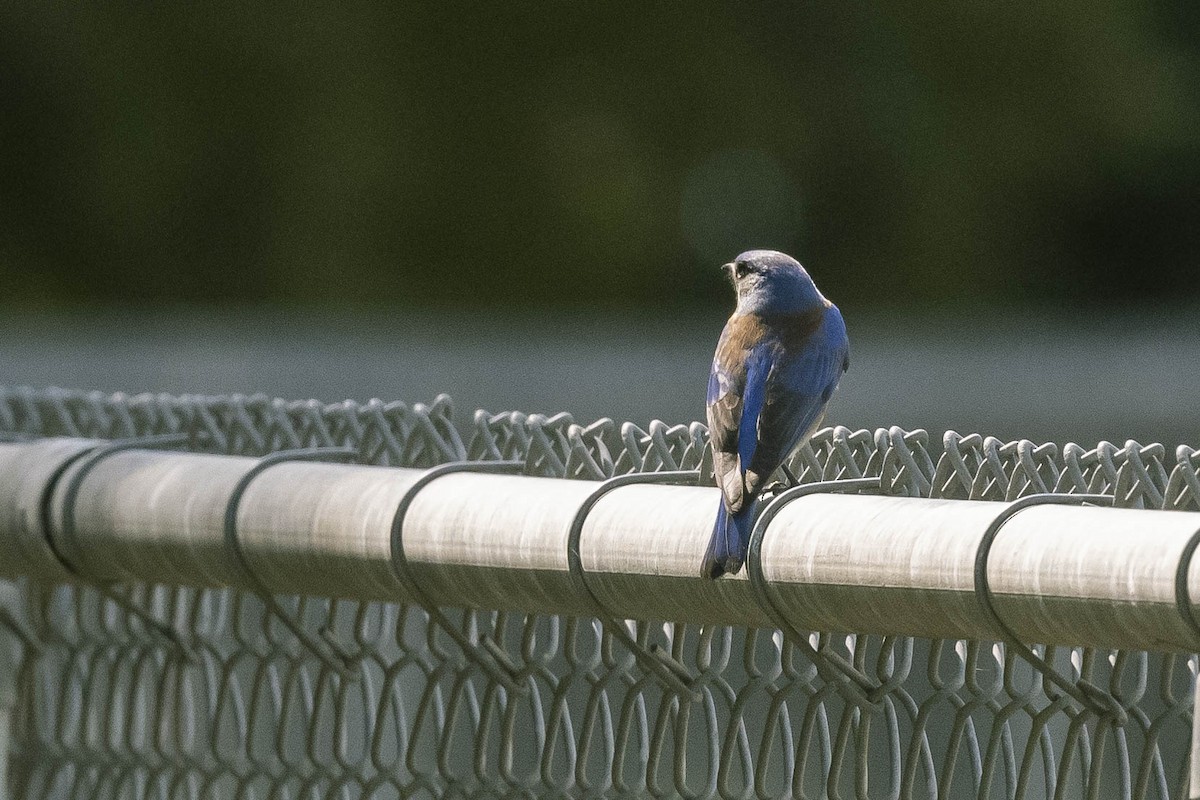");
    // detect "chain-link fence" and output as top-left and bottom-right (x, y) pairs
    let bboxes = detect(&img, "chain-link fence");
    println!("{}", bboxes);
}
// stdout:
(0, 386), (1196, 799)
